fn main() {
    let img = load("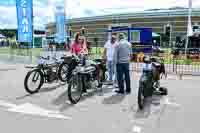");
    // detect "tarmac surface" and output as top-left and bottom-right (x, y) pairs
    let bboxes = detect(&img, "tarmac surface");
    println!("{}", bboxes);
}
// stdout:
(0, 53), (199, 133)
